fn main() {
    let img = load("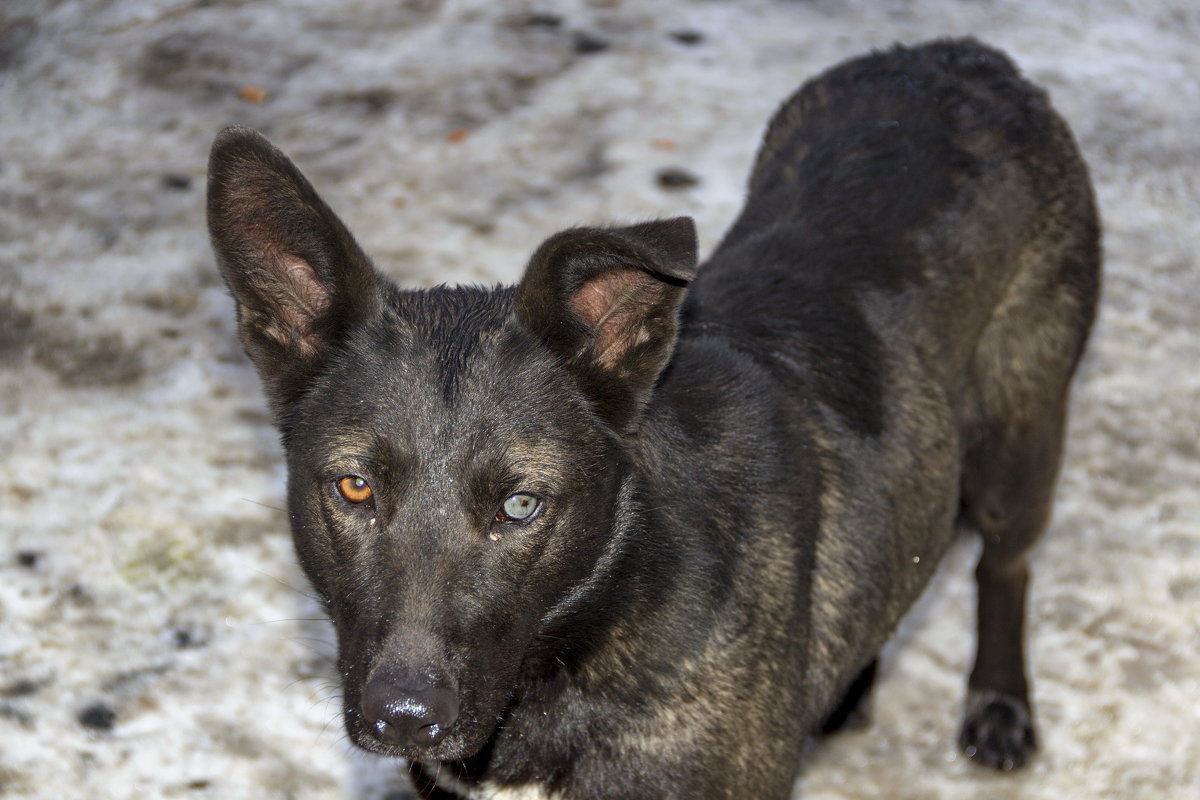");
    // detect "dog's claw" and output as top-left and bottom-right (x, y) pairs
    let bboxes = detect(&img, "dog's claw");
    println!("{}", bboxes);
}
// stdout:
(958, 691), (1037, 770)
